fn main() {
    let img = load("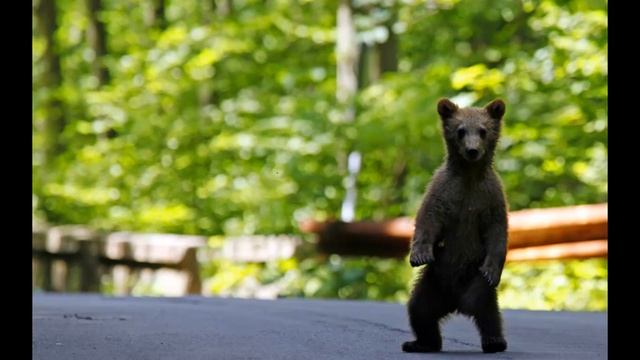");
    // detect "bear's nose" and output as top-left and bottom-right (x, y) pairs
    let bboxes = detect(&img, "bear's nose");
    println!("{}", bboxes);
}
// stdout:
(466, 149), (479, 159)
